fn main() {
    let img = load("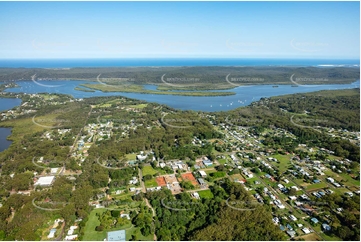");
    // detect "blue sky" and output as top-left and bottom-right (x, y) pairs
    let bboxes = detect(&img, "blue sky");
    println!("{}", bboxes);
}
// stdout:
(0, 1), (359, 59)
